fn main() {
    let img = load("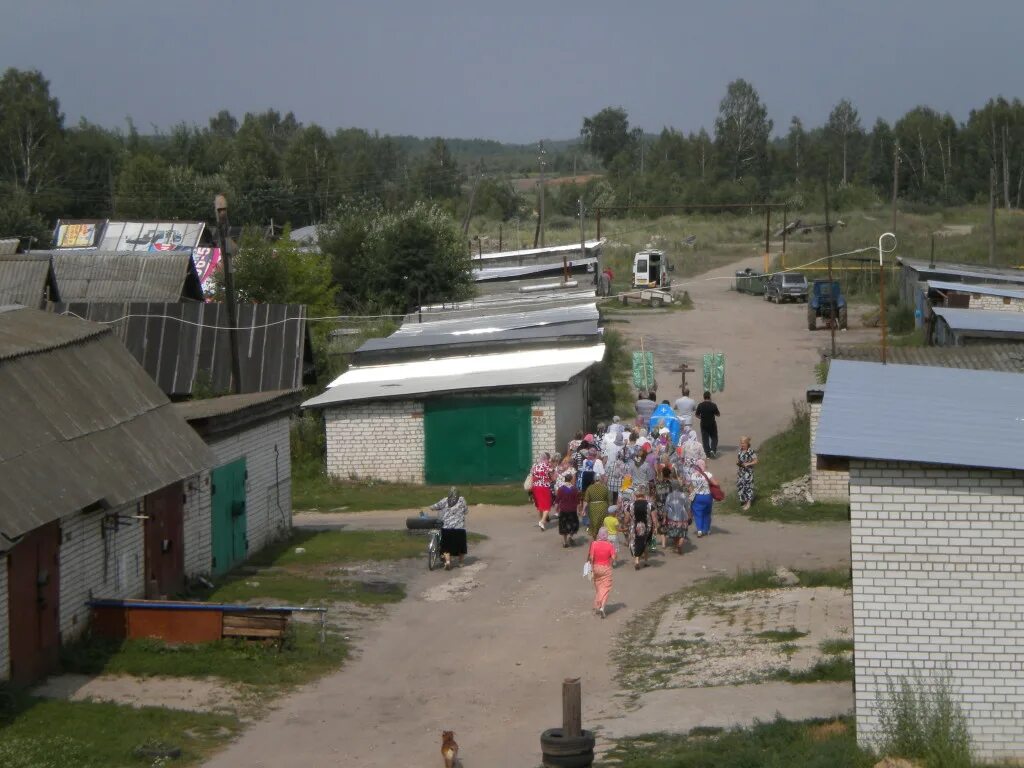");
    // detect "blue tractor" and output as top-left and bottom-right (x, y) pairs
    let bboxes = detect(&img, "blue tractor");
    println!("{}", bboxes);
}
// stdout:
(808, 279), (847, 330)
